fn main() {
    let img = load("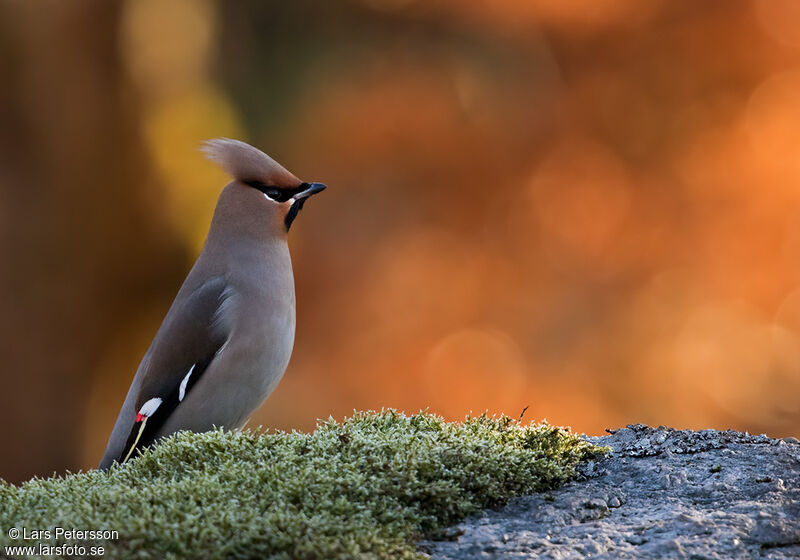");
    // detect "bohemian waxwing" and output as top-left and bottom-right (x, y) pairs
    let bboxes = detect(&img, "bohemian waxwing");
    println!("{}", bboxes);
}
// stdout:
(98, 138), (326, 469)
